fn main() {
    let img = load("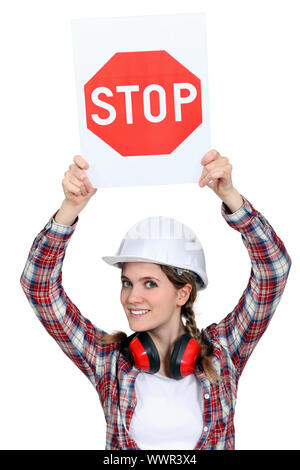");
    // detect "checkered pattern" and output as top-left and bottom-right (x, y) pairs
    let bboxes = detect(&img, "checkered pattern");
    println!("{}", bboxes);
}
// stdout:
(20, 195), (291, 450)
